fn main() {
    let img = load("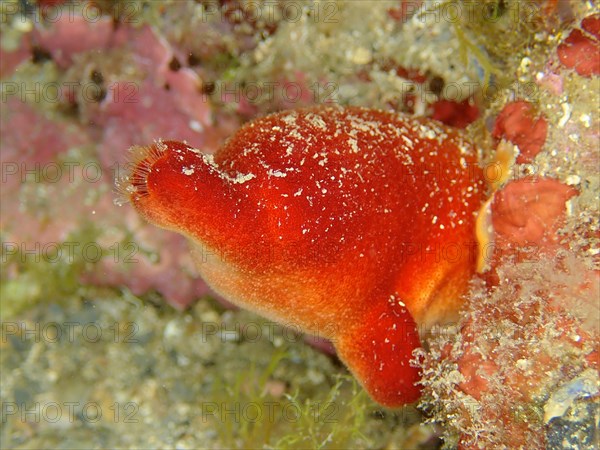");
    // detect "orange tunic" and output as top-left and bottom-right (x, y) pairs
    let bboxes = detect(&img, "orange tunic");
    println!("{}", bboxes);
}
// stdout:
(120, 106), (485, 406)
